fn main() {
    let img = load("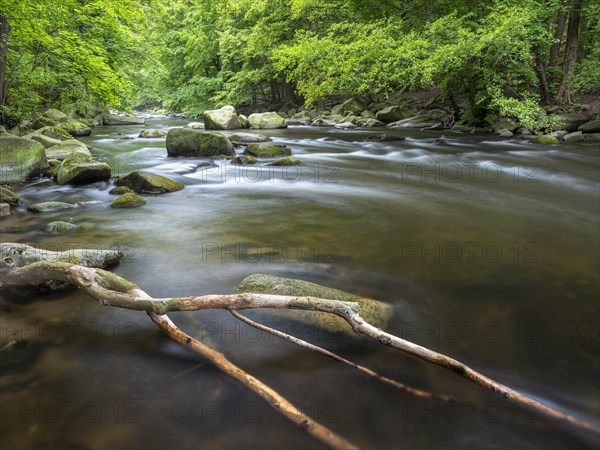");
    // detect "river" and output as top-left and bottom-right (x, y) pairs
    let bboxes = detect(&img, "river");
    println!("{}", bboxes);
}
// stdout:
(1, 117), (598, 449)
